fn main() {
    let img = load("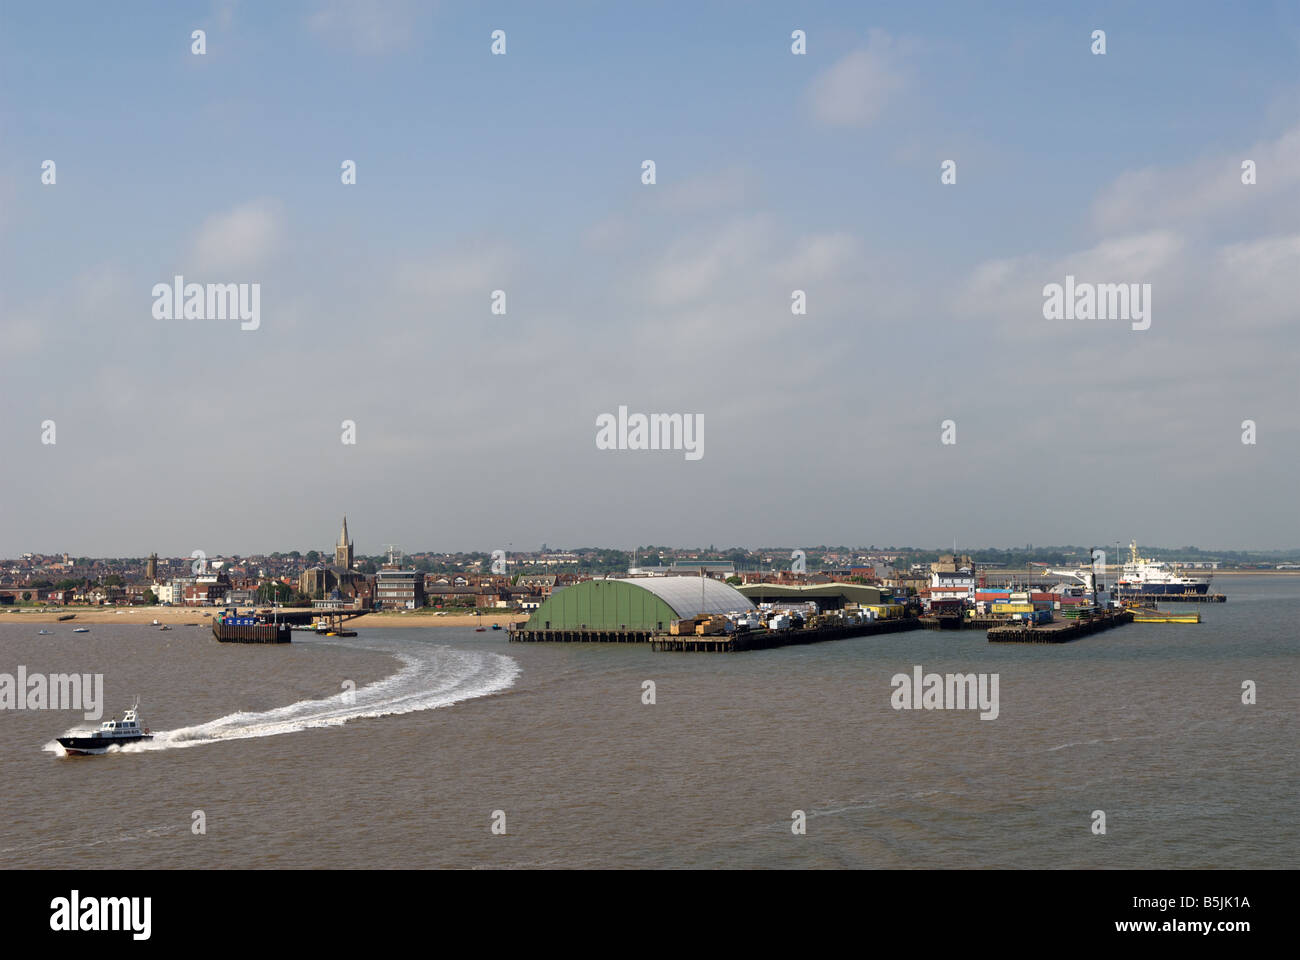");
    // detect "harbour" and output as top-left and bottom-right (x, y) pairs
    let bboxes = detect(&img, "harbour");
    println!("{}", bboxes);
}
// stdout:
(4, 572), (1294, 870)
